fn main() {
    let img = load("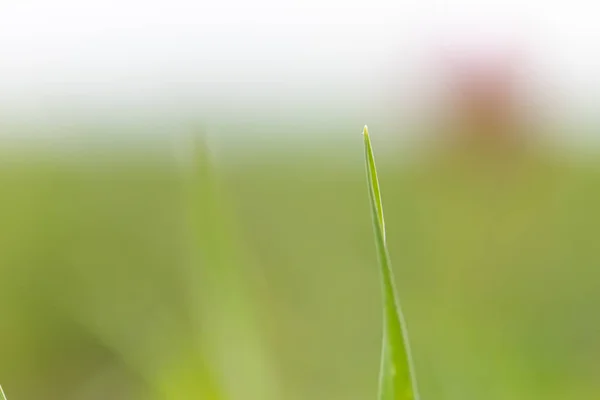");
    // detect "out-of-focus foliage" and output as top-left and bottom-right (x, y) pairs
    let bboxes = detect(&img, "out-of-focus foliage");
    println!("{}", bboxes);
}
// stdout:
(0, 128), (599, 399)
